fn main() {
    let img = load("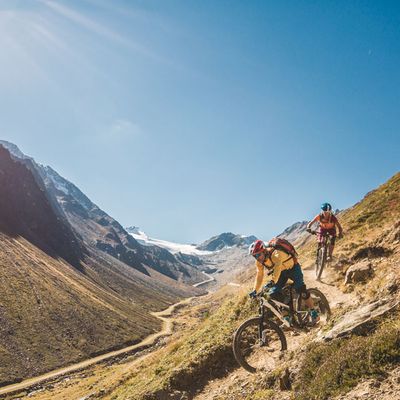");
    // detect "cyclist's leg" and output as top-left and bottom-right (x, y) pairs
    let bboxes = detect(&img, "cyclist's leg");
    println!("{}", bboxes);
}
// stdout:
(316, 229), (324, 256)
(268, 271), (288, 303)
(317, 228), (326, 245)
(290, 264), (319, 322)
(328, 228), (336, 258)
(288, 264), (313, 309)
